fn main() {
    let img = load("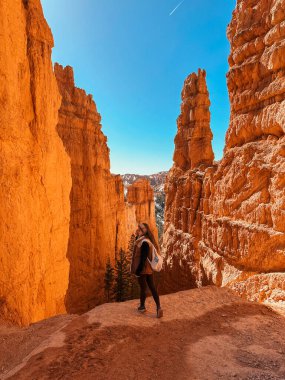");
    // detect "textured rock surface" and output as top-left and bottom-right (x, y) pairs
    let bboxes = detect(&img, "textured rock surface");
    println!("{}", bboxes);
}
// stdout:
(126, 178), (159, 242)
(55, 63), (120, 314)
(173, 69), (214, 171)
(55, 65), (158, 314)
(162, 0), (285, 303)
(2, 287), (285, 380)
(162, 70), (214, 292)
(0, 0), (71, 325)
(122, 172), (168, 240)
(0, 0), (158, 326)
(226, 0), (285, 150)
